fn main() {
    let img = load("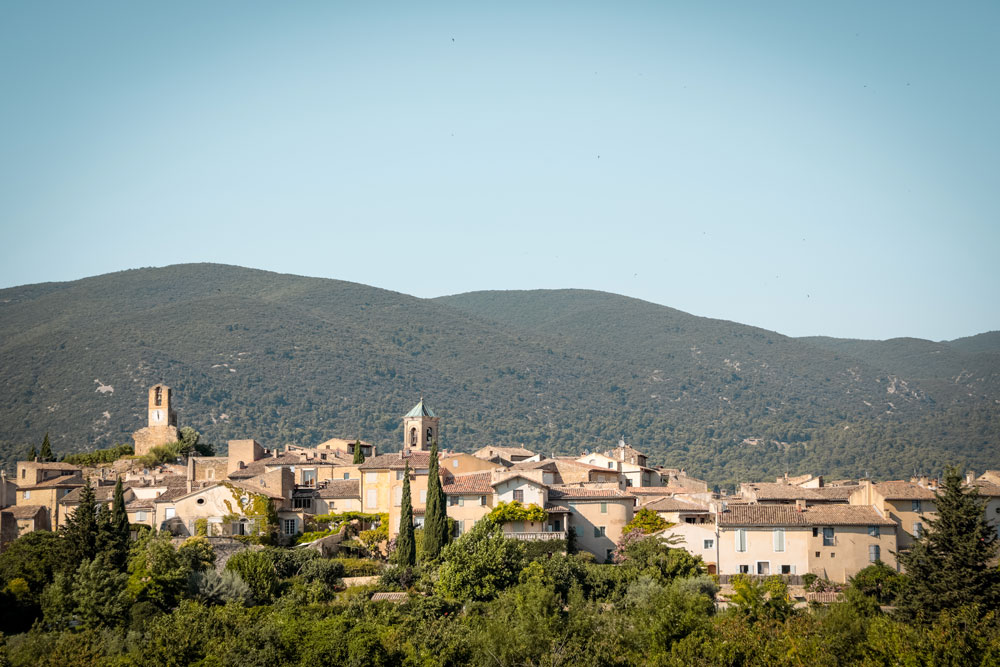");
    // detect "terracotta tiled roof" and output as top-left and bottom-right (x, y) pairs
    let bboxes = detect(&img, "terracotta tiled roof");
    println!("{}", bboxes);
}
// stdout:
(359, 452), (432, 471)
(544, 504), (572, 513)
(474, 446), (536, 459)
(626, 488), (675, 496)
(971, 481), (1000, 497)
(810, 486), (857, 501)
(8, 504), (46, 519)
(22, 474), (85, 490)
(20, 462), (80, 471)
(125, 500), (155, 511)
(315, 480), (360, 499)
(875, 481), (936, 500)
(742, 482), (825, 501)
(228, 453), (306, 479)
(643, 498), (709, 513)
(153, 485), (197, 503)
(442, 472), (493, 495)
(370, 592), (408, 602)
(59, 484), (117, 504)
(719, 504), (894, 527)
(548, 485), (633, 500)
